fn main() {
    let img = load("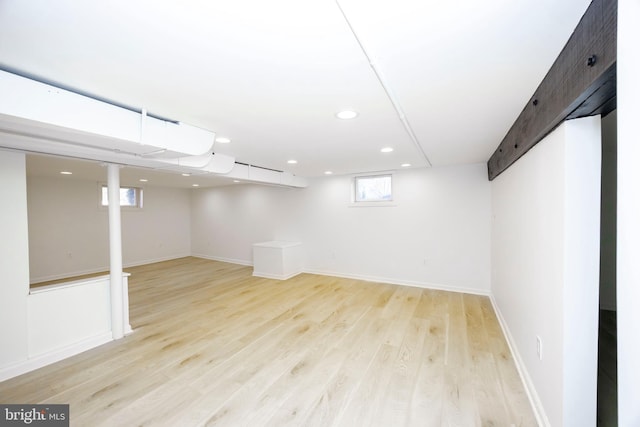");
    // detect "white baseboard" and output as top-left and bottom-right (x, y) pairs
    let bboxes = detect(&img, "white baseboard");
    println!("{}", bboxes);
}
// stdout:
(0, 332), (113, 382)
(303, 268), (490, 296)
(253, 271), (302, 280)
(123, 253), (192, 268)
(489, 295), (549, 427)
(191, 253), (252, 266)
(190, 256), (490, 296)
